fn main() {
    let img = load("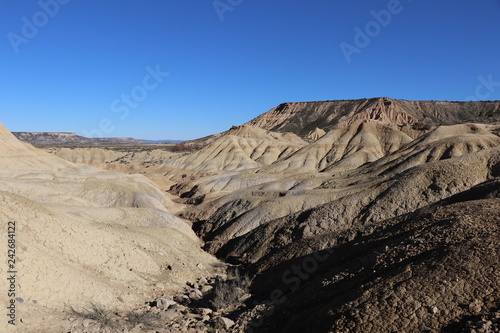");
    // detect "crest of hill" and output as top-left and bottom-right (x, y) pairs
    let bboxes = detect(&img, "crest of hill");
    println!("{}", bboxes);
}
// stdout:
(0, 123), (76, 170)
(183, 124), (305, 147)
(245, 98), (500, 137)
(163, 125), (307, 172)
